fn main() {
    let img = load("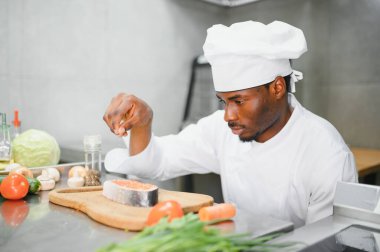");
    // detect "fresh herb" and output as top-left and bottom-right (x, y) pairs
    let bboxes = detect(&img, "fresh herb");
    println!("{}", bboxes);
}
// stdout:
(98, 213), (296, 252)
